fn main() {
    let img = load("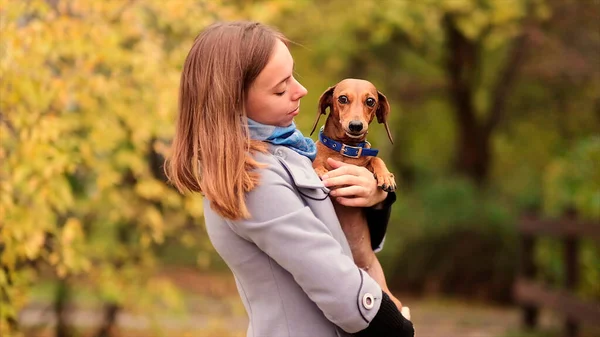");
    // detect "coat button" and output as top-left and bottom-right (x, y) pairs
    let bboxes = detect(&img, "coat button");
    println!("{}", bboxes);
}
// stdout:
(274, 148), (286, 159)
(362, 293), (374, 310)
